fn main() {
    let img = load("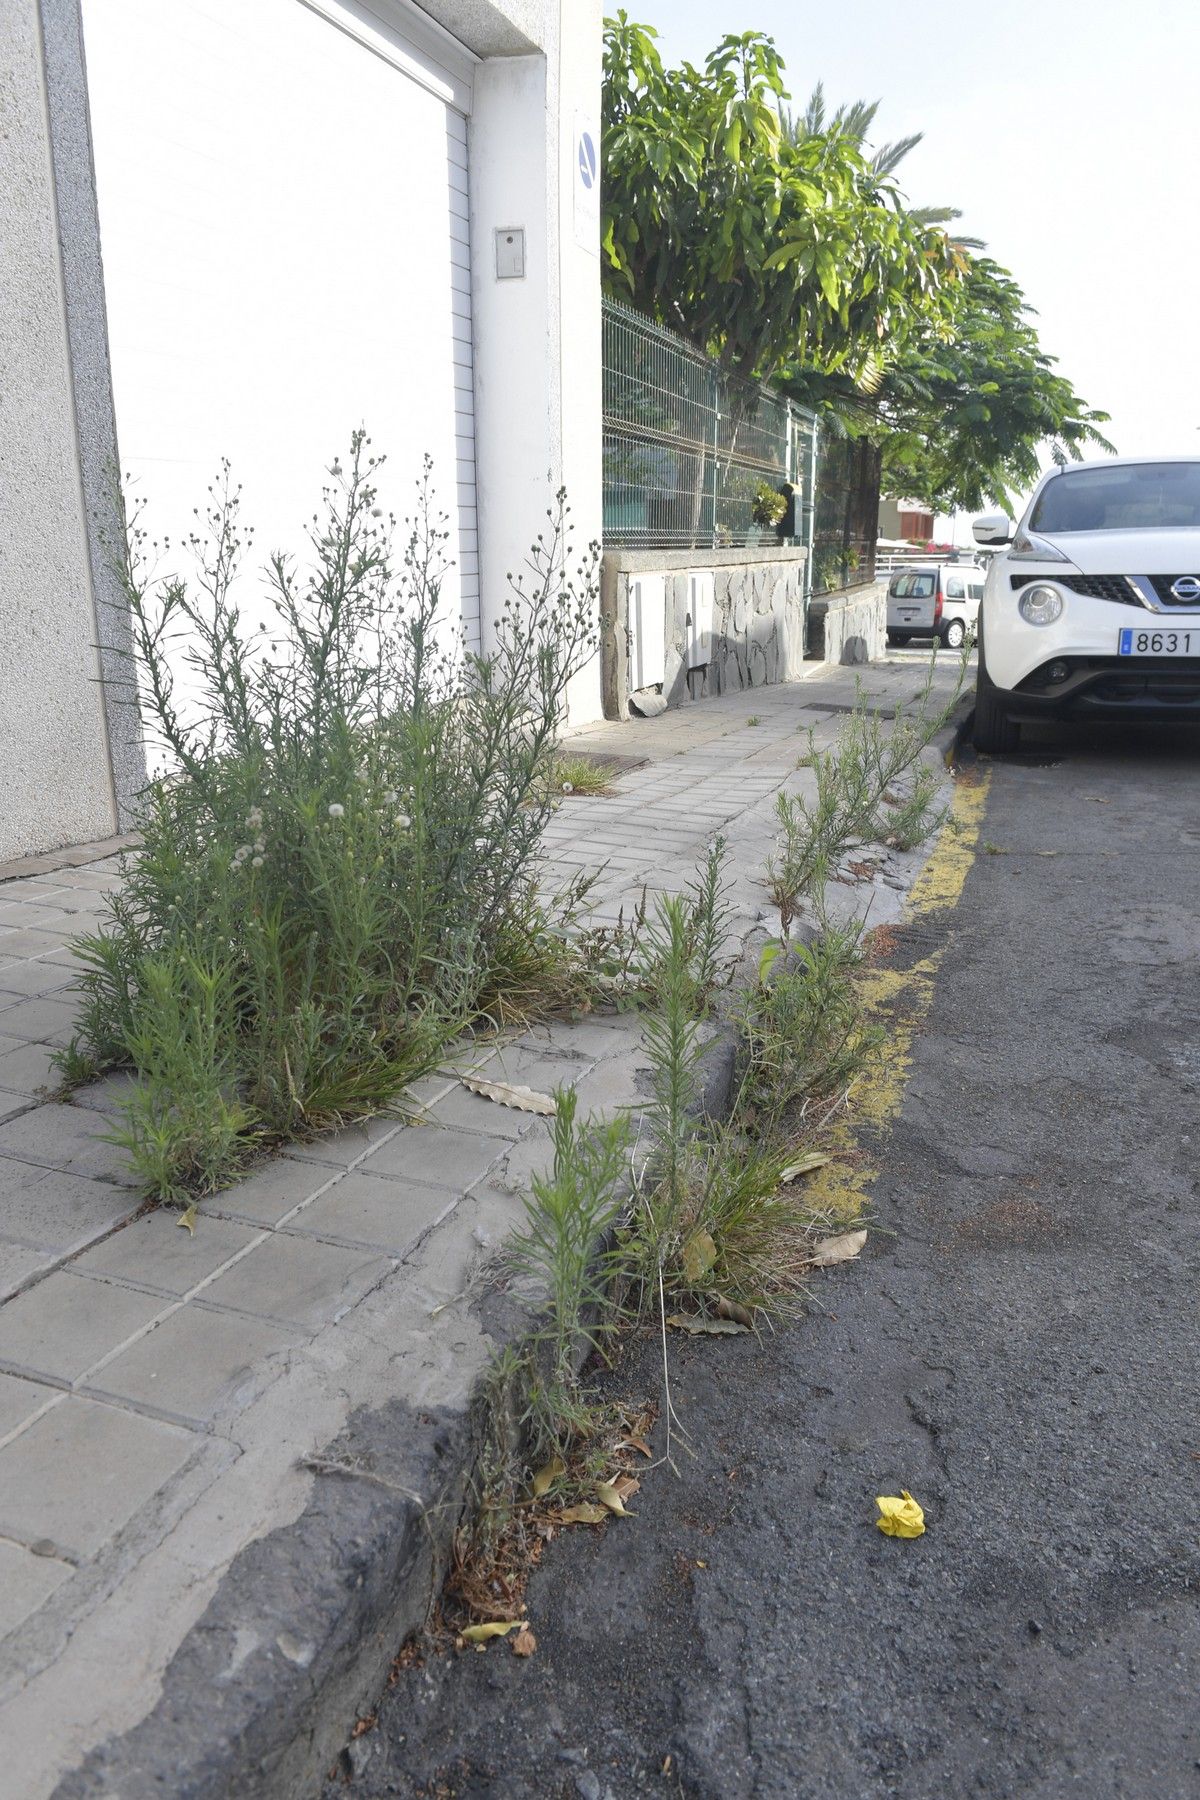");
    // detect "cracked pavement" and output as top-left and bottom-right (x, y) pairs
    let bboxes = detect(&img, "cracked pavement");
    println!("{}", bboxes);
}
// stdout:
(345, 719), (1200, 1799)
